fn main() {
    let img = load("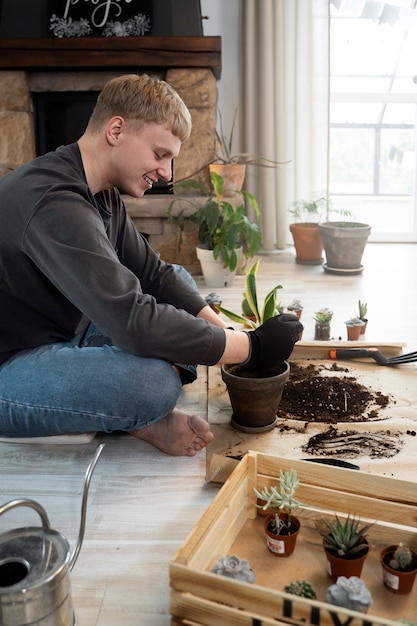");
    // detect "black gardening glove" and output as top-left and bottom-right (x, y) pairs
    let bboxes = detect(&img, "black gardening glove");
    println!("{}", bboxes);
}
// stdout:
(246, 314), (303, 367)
